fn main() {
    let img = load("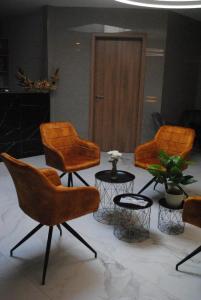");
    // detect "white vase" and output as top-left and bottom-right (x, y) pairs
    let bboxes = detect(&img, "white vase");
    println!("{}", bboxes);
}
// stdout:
(165, 186), (184, 208)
